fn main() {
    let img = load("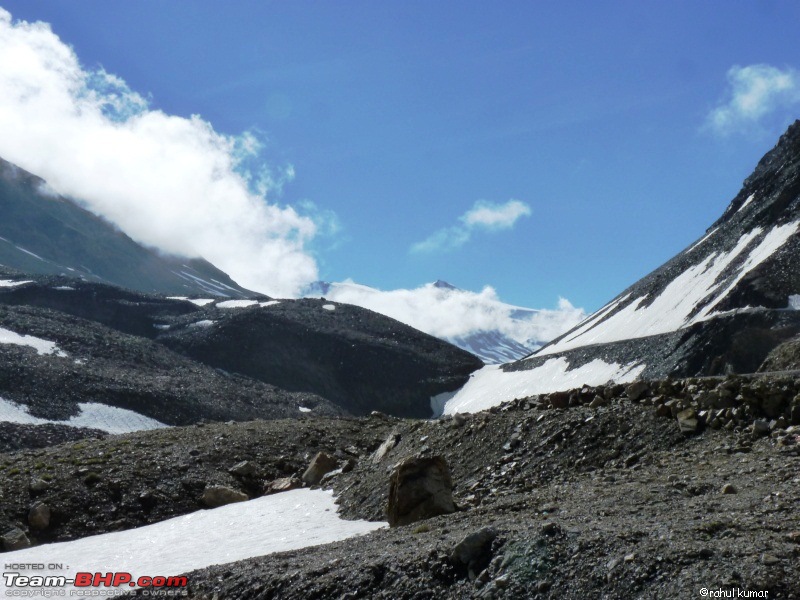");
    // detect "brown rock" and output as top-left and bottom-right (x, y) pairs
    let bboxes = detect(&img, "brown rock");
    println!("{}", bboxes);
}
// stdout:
(677, 408), (699, 434)
(264, 476), (302, 495)
(229, 461), (258, 477)
(372, 432), (401, 464)
(548, 391), (570, 409)
(201, 485), (248, 508)
(28, 501), (51, 530)
(302, 452), (339, 485)
(387, 455), (456, 527)
(2, 527), (30, 551)
(626, 381), (649, 401)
